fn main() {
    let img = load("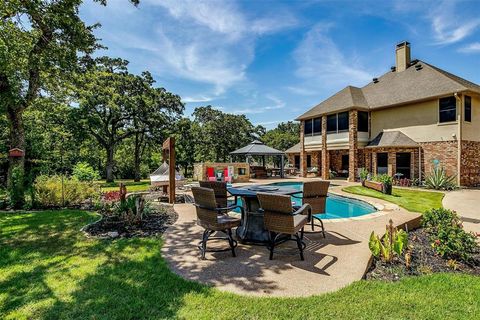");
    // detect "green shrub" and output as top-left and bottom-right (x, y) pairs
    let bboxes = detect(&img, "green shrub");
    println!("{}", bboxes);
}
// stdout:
(8, 166), (25, 209)
(425, 166), (456, 190)
(114, 195), (150, 224)
(34, 175), (100, 207)
(0, 188), (7, 210)
(359, 168), (369, 182)
(374, 174), (393, 186)
(72, 162), (100, 182)
(369, 219), (408, 263)
(422, 208), (477, 262)
(372, 174), (393, 195)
